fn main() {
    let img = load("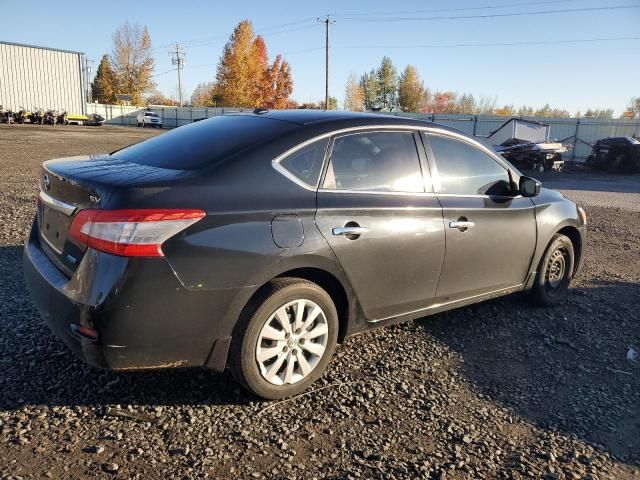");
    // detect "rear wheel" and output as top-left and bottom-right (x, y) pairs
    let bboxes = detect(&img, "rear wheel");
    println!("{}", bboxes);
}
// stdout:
(530, 234), (574, 306)
(229, 278), (338, 399)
